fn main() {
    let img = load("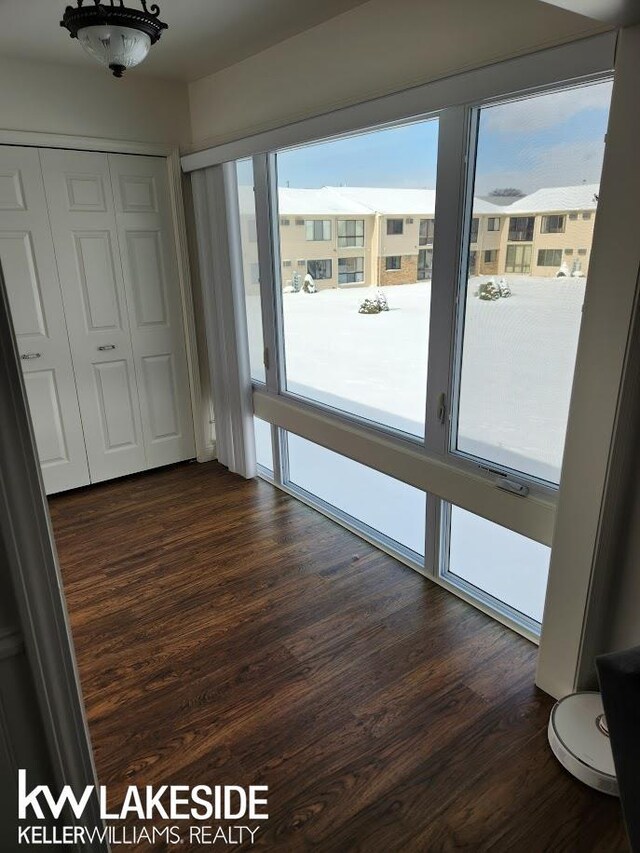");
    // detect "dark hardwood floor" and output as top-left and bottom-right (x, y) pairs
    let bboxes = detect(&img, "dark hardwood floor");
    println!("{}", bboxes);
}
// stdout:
(48, 461), (628, 852)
